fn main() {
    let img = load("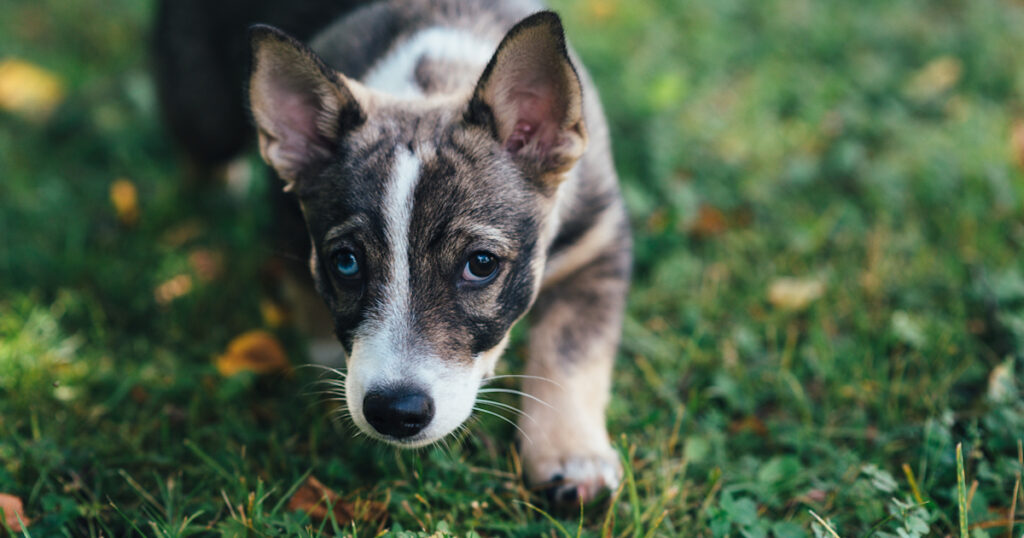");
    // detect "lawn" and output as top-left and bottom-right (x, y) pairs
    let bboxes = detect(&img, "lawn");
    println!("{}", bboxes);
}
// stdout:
(2, 0), (1024, 535)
